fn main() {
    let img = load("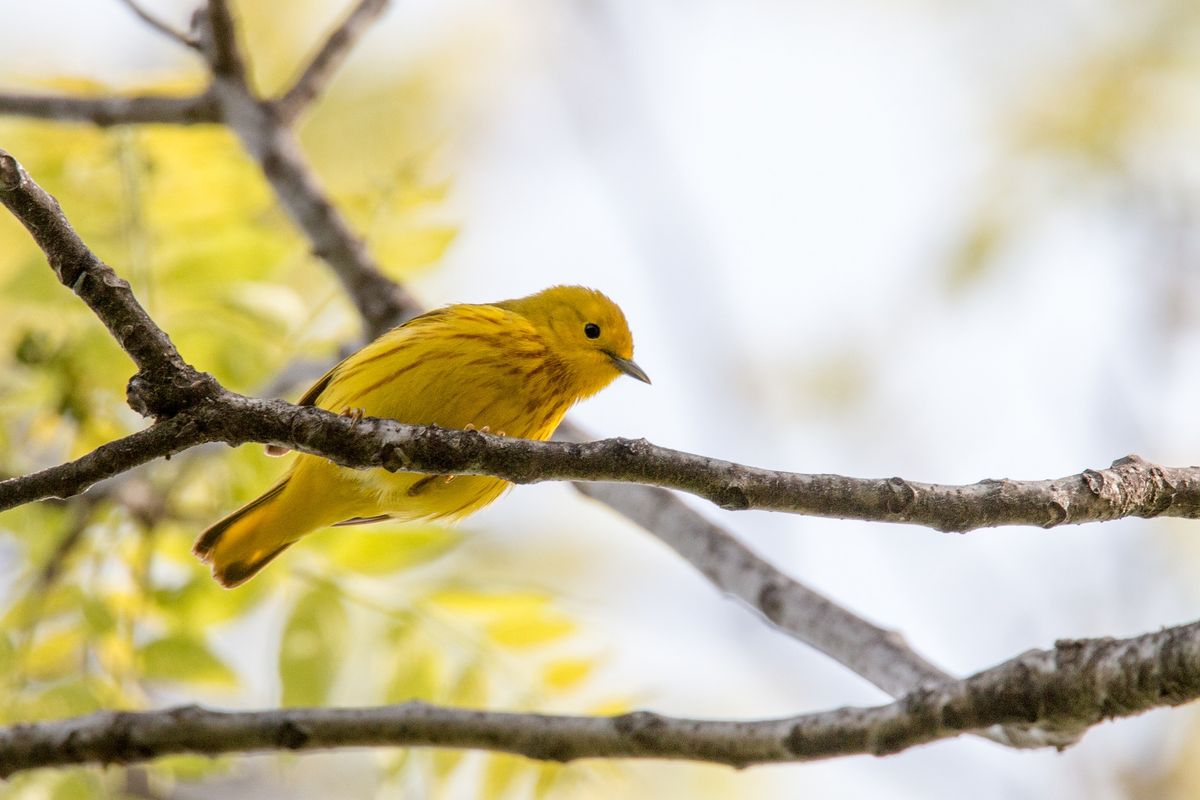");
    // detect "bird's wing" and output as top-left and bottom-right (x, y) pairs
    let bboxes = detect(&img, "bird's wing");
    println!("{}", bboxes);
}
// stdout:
(294, 307), (451, 408)
(298, 304), (548, 429)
